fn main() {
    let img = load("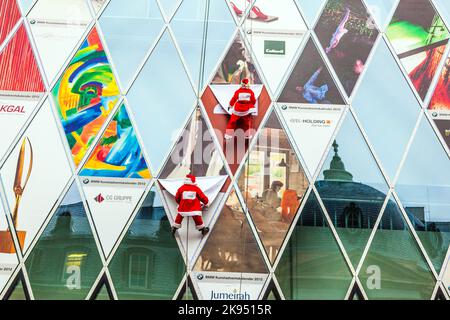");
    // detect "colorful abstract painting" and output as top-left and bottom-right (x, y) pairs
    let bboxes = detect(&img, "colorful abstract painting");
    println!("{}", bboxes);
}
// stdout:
(80, 104), (151, 179)
(52, 27), (120, 167)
